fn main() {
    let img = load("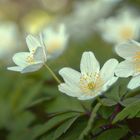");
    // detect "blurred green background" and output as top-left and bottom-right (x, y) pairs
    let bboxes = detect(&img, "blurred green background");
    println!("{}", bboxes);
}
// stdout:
(0, 0), (140, 140)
